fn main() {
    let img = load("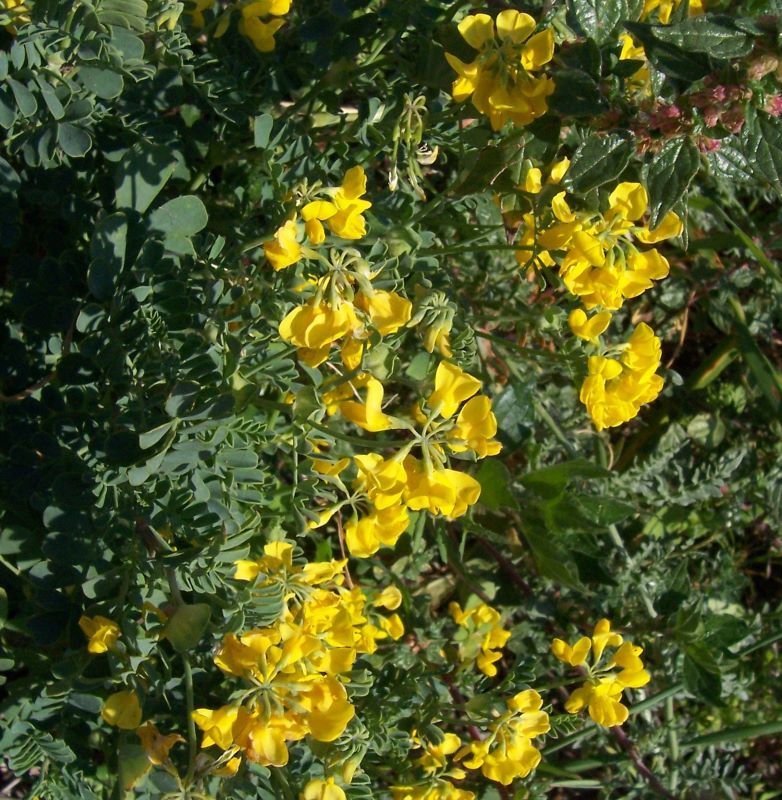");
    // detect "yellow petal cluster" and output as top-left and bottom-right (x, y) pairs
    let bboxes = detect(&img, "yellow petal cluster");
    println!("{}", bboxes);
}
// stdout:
(552, 619), (651, 727)
(78, 614), (121, 654)
(449, 601), (510, 677)
(457, 690), (550, 785)
(102, 690), (142, 730)
(196, 546), (403, 770)
(535, 183), (681, 312)
(641, 0), (704, 23)
(317, 362), (501, 557)
(238, 0), (290, 52)
(579, 323), (664, 431)
(268, 166), (412, 369)
(446, 10), (555, 130)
